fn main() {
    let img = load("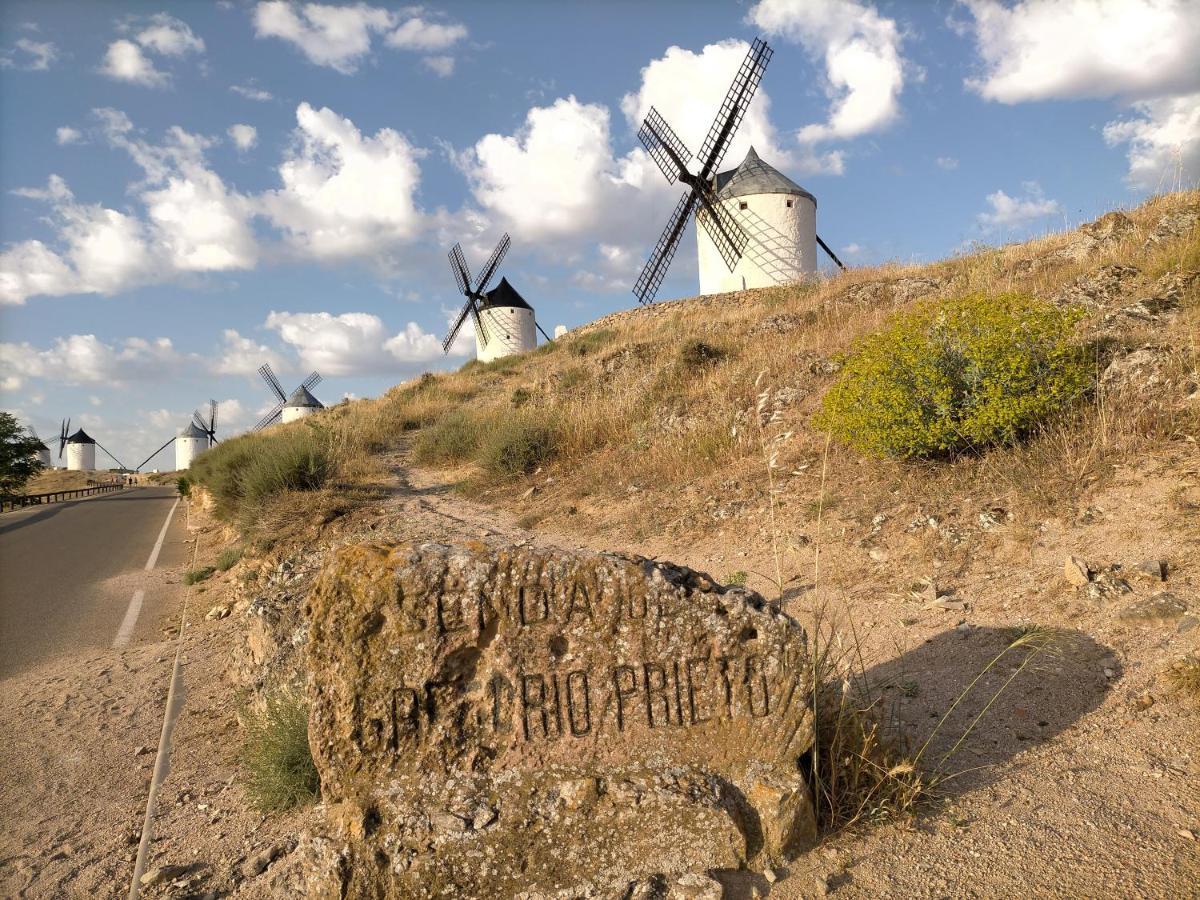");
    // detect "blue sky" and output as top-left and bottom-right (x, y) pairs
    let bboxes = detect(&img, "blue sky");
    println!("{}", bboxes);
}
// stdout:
(1, 0), (1196, 469)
